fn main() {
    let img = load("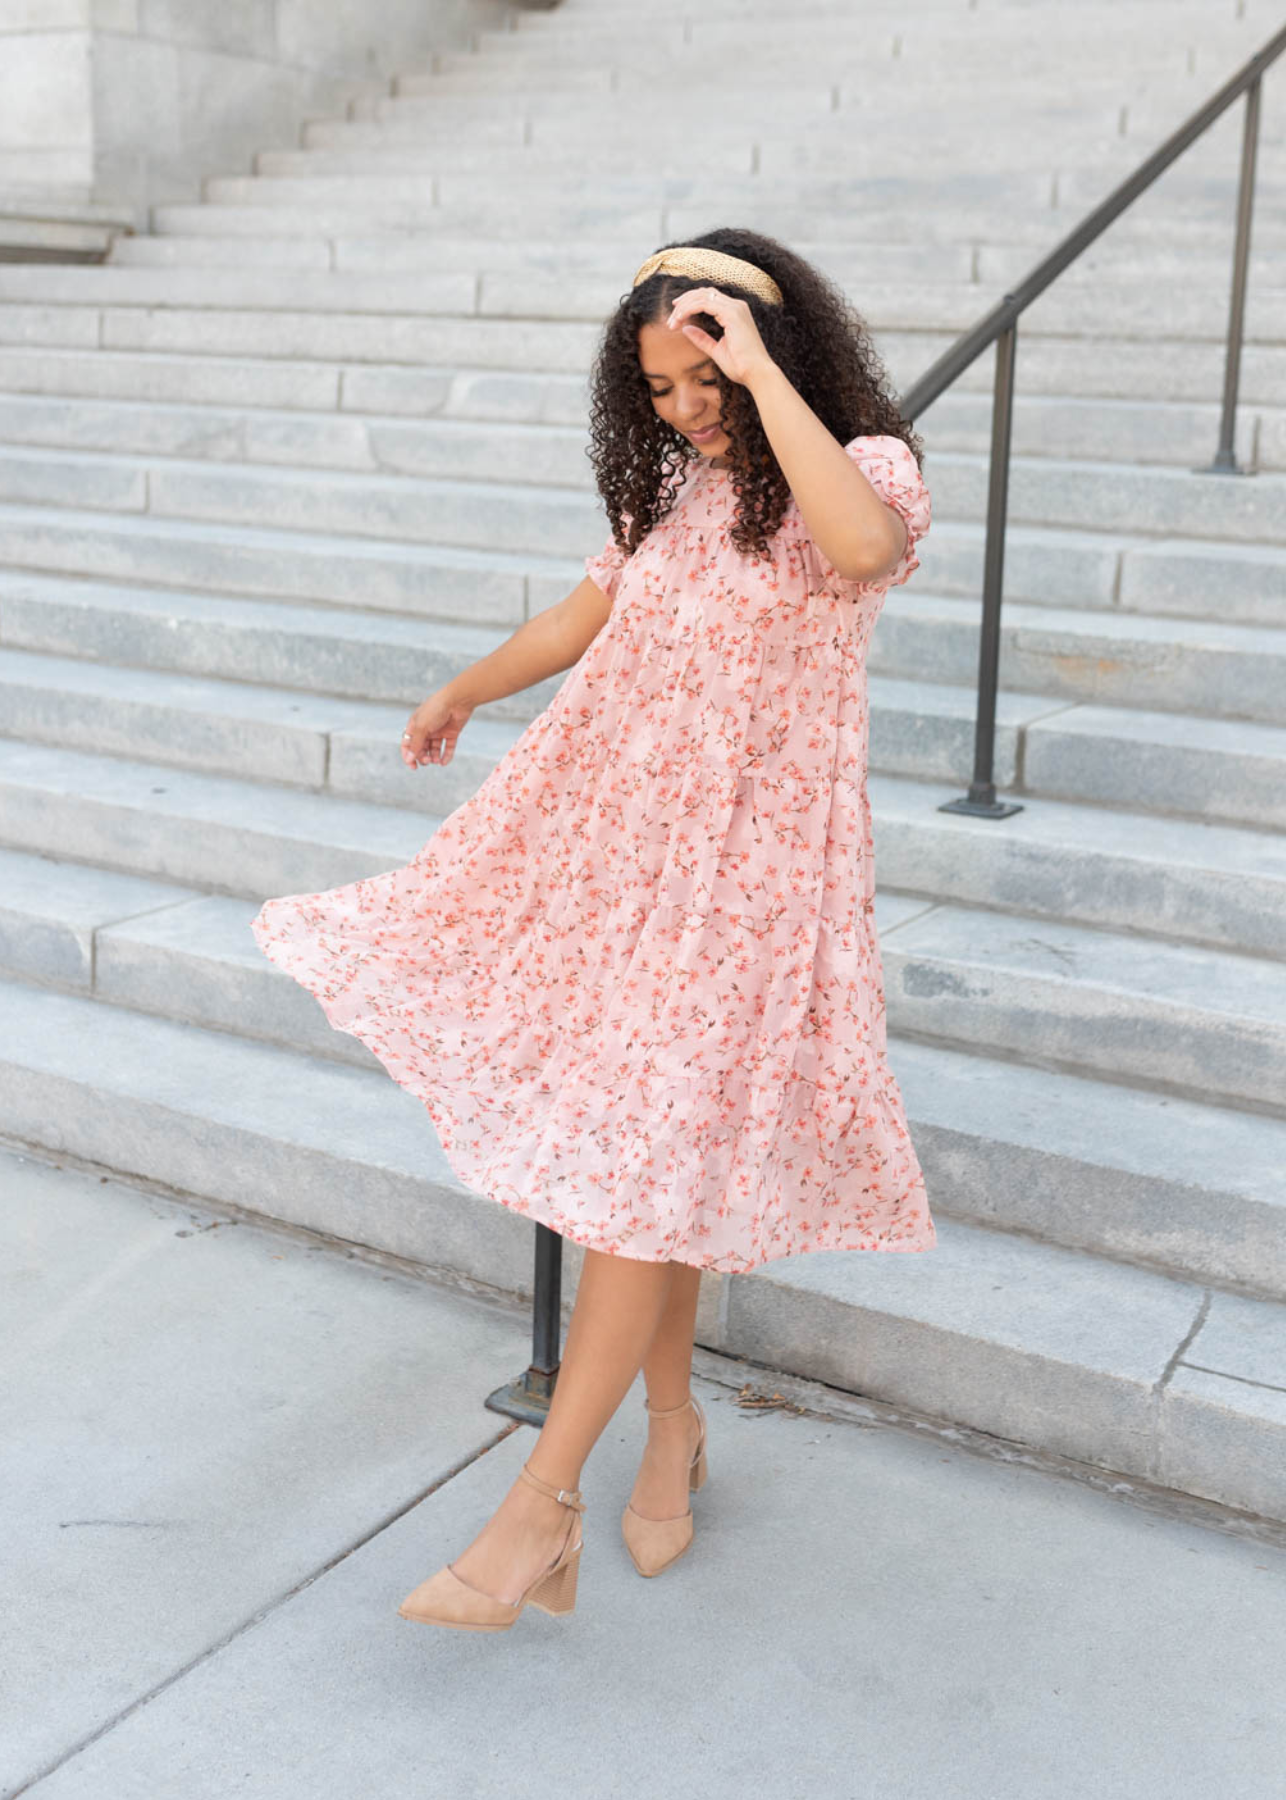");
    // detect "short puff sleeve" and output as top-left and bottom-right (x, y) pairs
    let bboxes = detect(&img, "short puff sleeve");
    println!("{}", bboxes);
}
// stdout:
(584, 508), (637, 603)
(804, 434), (931, 597)
(584, 535), (627, 602)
